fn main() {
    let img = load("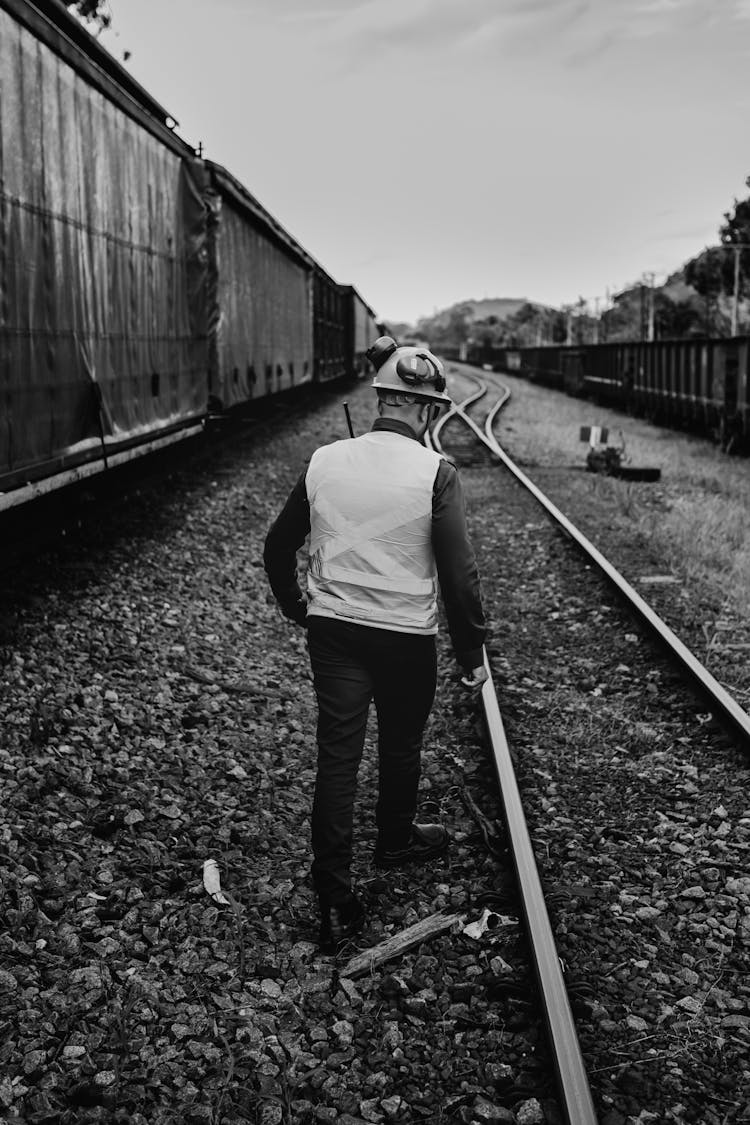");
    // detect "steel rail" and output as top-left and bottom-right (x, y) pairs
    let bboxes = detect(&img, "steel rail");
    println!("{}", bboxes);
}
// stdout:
(437, 360), (750, 1116)
(478, 375), (750, 748)
(434, 372), (599, 1125)
(431, 376), (488, 450)
(439, 366), (750, 746)
(479, 648), (599, 1125)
